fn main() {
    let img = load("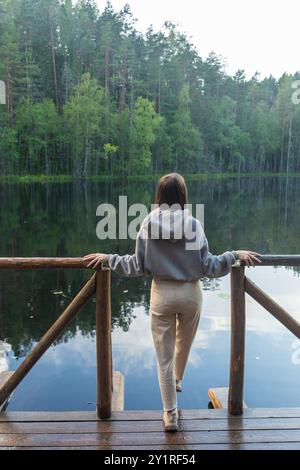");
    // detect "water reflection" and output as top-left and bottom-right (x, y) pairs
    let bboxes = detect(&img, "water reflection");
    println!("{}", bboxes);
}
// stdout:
(0, 340), (11, 373)
(0, 176), (300, 410)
